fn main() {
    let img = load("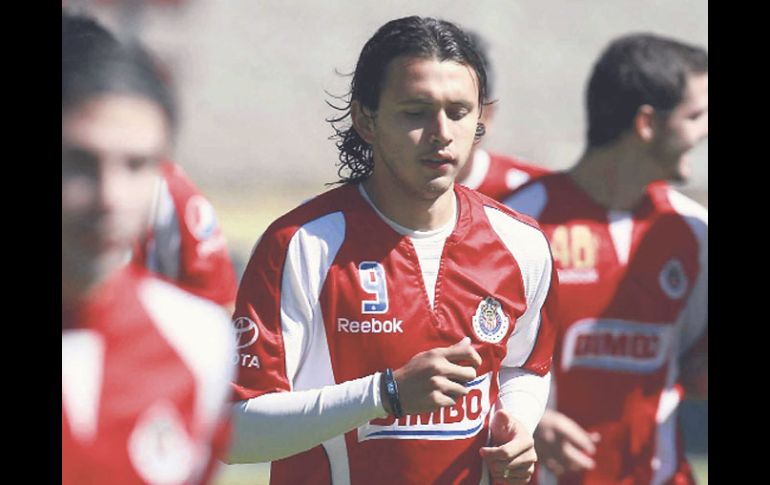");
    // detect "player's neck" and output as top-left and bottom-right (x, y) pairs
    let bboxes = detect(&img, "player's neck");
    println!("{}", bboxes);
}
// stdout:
(361, 178), (456, 232)
(568, 143), (657, 211)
